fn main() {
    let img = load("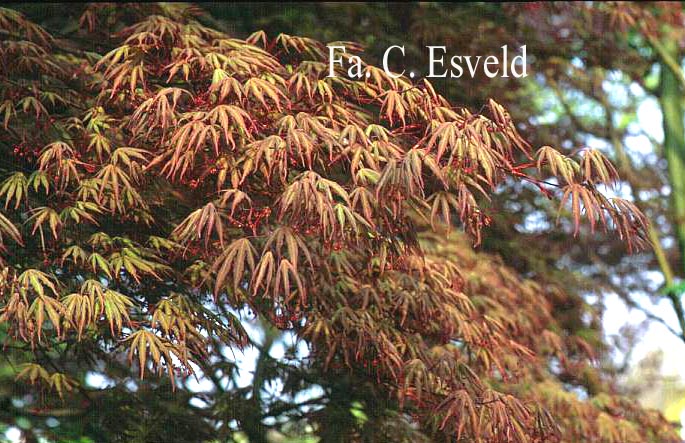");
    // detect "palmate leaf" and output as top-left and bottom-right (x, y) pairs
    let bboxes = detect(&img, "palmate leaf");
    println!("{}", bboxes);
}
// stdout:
(48, 372), (77, 399)
(350, 186), (377, 224)
(558, 183), (619, 237)
(60, 201), (101, 226)
(241, 134), (288, 183)
(109, 247), (168, 283)
(333, 203), (372, 238)
(365, 65), (399, 93)
(154, 118), (220, 178)
(436, 389), (479, 439)
(14, 365), (80, 404)
(246, 30), (268, 47)
(262, 226), (313, 270)
(152, 297), (189, 339)
(4, 41), (58, 75)
(364, 123), (390, 142)
(283, 127), (316, 170)
(147, 235), (181, 252)
(62, 292), (94, 339)
(487, 98), (531, 155)
(110, 147), (149, 178)
(399, 359), (431, 408)
(0, 292), (30, 341)
(151, 294), (205, 344)
(210, 72), (243, 102)
(212, 237), (256, 296)
(88, 252), (113, 279)
(428, 191), (461, 231)
(536, 145), (579, 184)
(428, 180), (488, 234)
(579, 148), (620, 186)
(0, 211), (22, 246)
(426, 120), (502, 186)
(61, 281), (108, 338)
(83, 106), (114, 134)
(244, 76), (285, 110)
(273, 258), (305, 304)
(75, 178), (101, 203)
(0, 99), (15, 129)
(275, 33), (326, 60)
(608, 197), (649, 251)
(37, 141), (74, 171)
(17, 269), (58, 298)
(86, 133), (111, 160)
(27, 170), (49, 194)
(217, 188), (252, 216)
(210, 39), (282, 76)
(105, 61), (146, 97)
(125, 329), (189, 383)
(288, 72), (313, 101)
(88, 231), (113, 249)
(172, 202), (226, 248)
(280, 112), (336, 143)
(375, 159), (417, 210)
(341, 122), (371, 148)
(17, 95), (48, 118)
(26, 293), (64, 340)
(132, 87), (192, 134)
(0, 172), (28, 209)
(95, 44), (131, 72)
(205, 104), (252, 150)
(350, 148), (380, 183)
(28, 206), (61, 239)
(61, 245), (88, 266)
(0, 7), (52, 46)
(59, 279), (132, 337)
(118, 14), (184, 43)
(251, 250), (275, 296)
(99, 288), (134, 335)
(15, 363), (50, 386)
(314, 79), (335, 104)
(96, 163), (136, 203)
(279, 171), (351, 235)
(380, 90), (408, 127)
